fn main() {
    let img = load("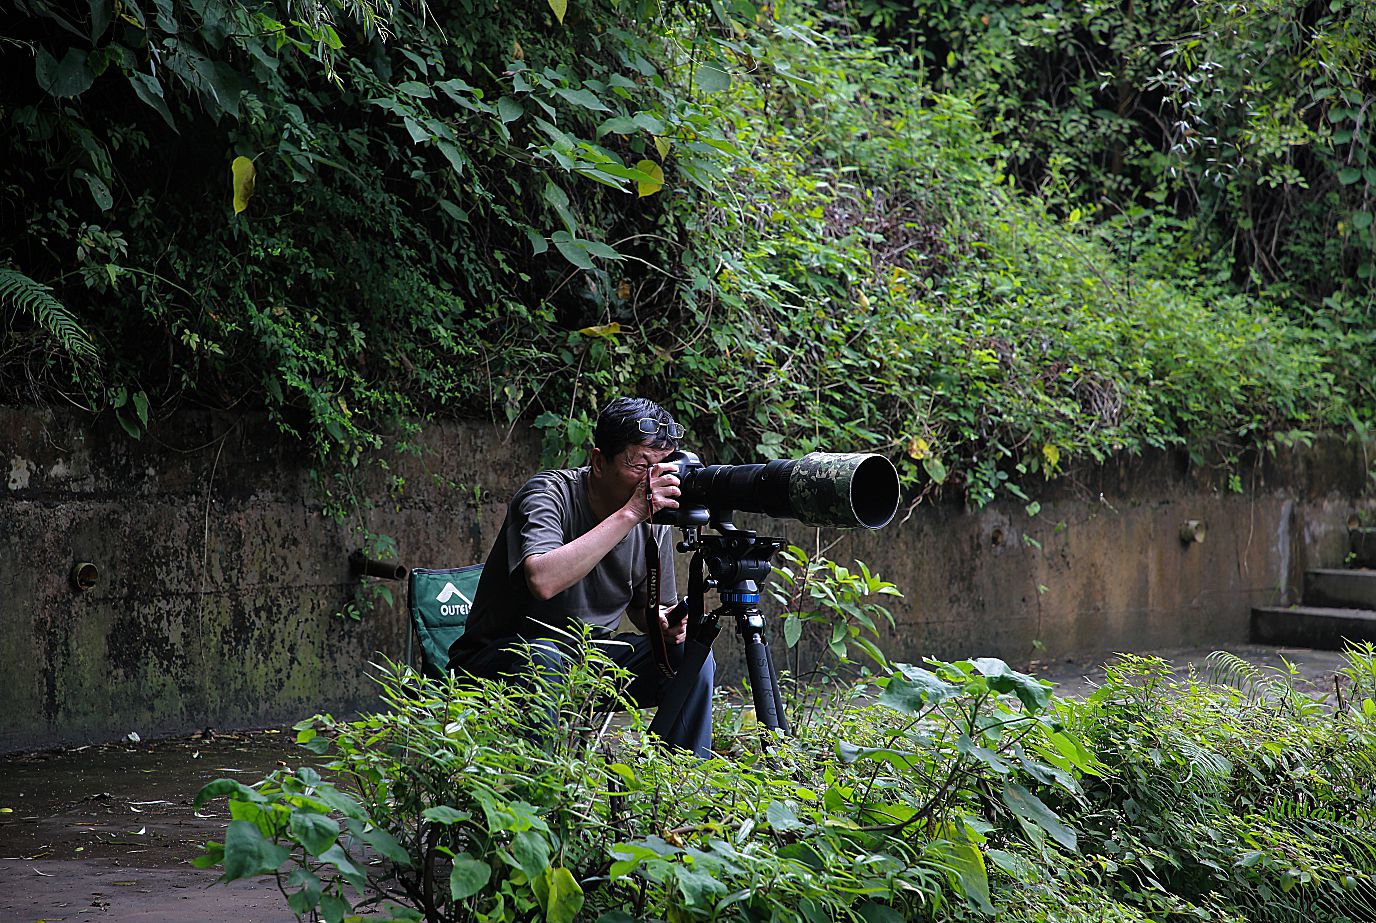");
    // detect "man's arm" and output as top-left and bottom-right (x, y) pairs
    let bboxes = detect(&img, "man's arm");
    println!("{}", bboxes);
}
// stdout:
(523, 462), (680, 600)
(523, 505), (641, 600)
